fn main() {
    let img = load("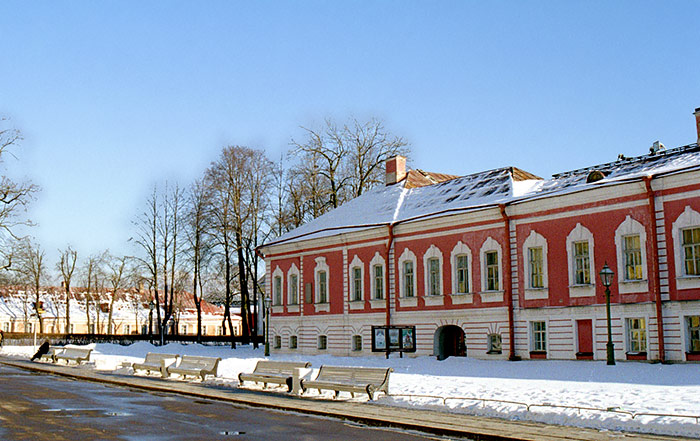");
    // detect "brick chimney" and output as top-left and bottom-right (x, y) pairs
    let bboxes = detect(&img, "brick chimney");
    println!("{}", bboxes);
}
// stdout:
(385, 155), (407, 186)
(695, 107), (700, 145)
